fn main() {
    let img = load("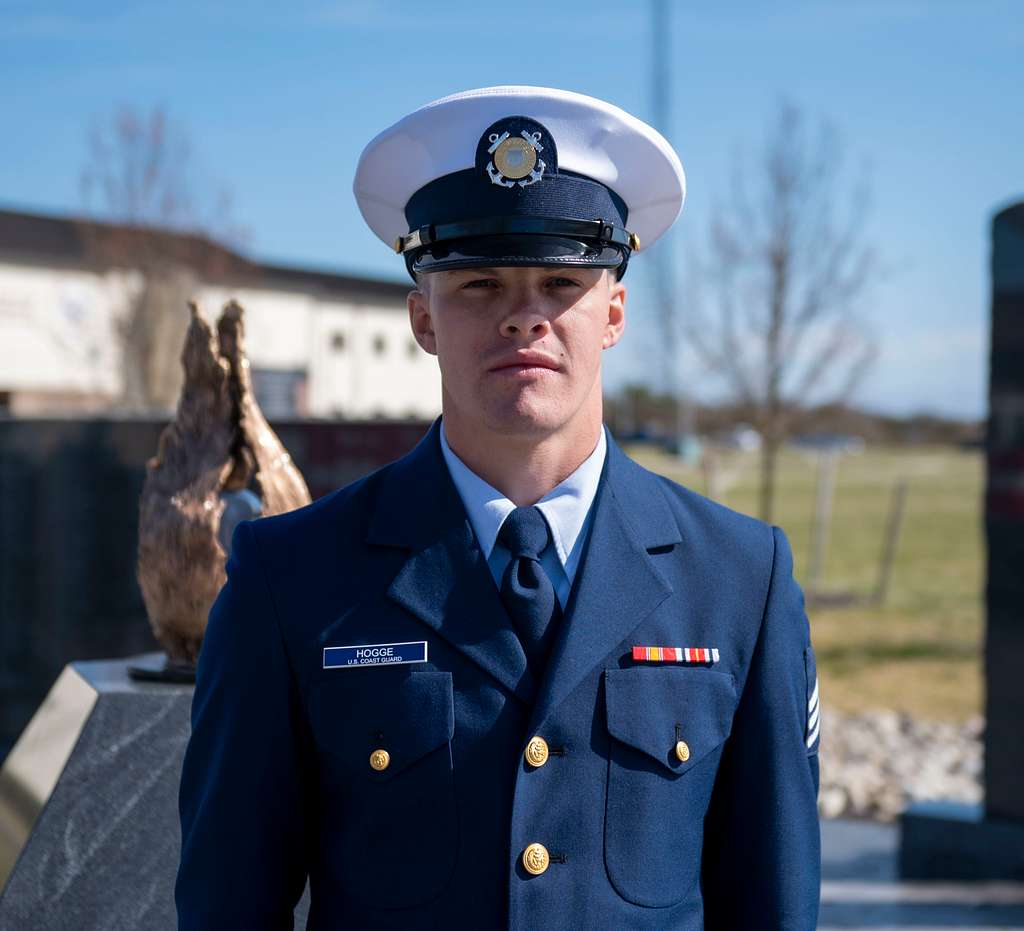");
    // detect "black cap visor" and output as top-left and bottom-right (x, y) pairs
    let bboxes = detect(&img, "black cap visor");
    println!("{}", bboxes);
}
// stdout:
(408, 233), (627, 278)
